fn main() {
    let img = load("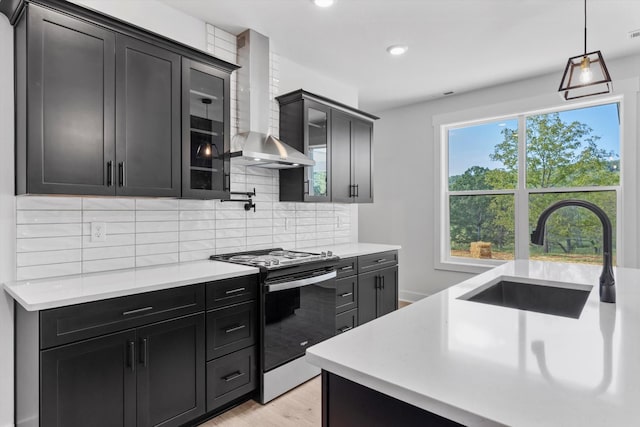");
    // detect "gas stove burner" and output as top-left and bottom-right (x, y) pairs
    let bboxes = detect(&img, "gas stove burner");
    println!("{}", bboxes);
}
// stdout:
(268, 250), (288, 257)
(229, 255), (258, 262)
(268, 250), (311, 259)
